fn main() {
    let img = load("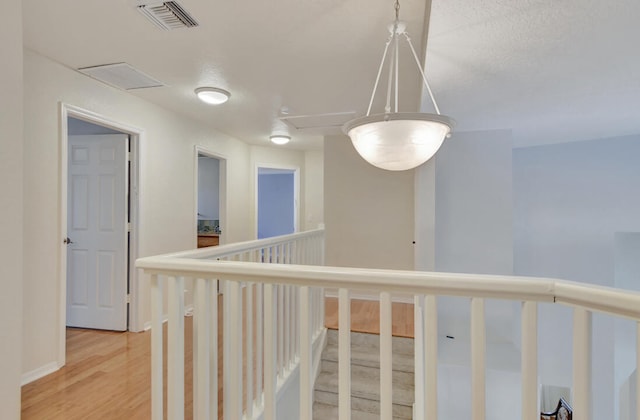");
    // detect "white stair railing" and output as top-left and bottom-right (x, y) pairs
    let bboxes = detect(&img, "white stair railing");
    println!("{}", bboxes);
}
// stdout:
(140, 229), (325, 420)
(138, 229), (640, 420)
